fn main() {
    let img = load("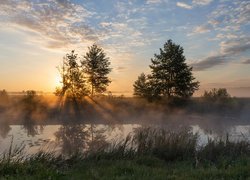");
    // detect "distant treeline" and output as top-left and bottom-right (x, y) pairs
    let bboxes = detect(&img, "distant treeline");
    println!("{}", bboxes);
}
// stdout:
(0, 89), (250, 123)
